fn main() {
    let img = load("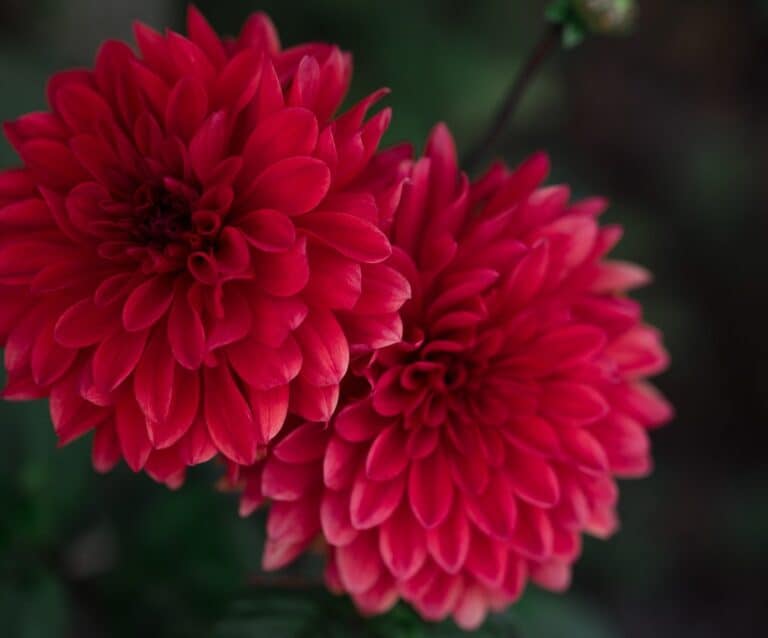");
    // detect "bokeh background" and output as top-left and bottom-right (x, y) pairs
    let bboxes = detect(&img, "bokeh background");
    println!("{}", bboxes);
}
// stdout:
(1, 0), (765, 636)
